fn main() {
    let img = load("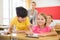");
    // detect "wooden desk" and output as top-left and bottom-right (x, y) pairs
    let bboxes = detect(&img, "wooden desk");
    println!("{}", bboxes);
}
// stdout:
(0, 33), (59, 40)
(0, 26), (8, 30)
(0, 34), (11, 40)
(55, 29), (60, 31)
(55, 23), (60, 31)
(11, 33), (59, 40)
